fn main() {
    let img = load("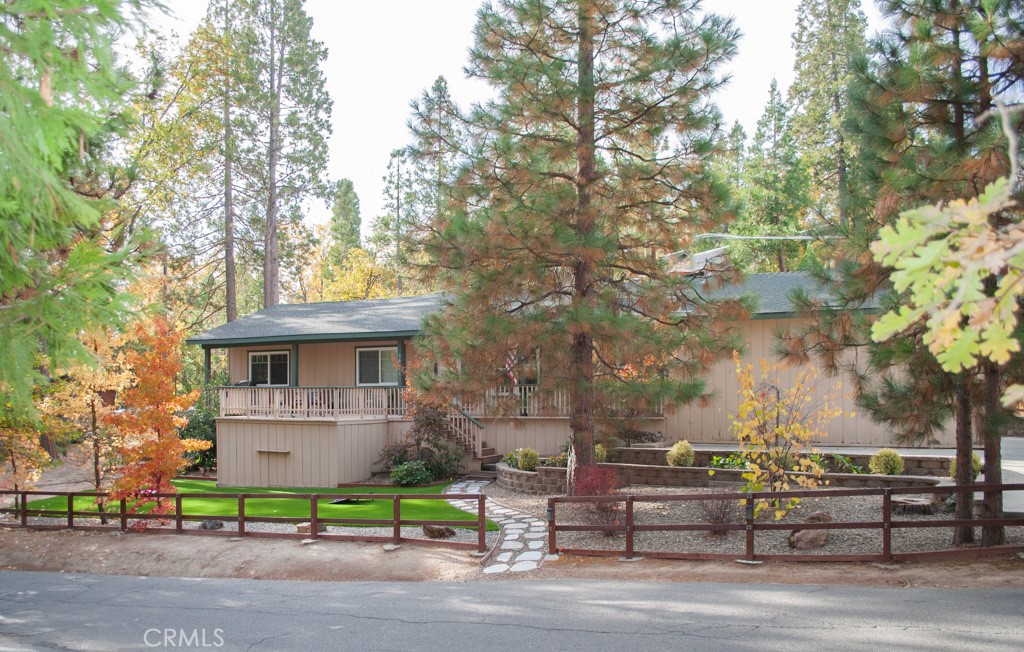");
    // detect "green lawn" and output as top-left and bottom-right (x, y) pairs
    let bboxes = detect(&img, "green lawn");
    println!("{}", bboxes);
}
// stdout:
(25, 479), (498, 531)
